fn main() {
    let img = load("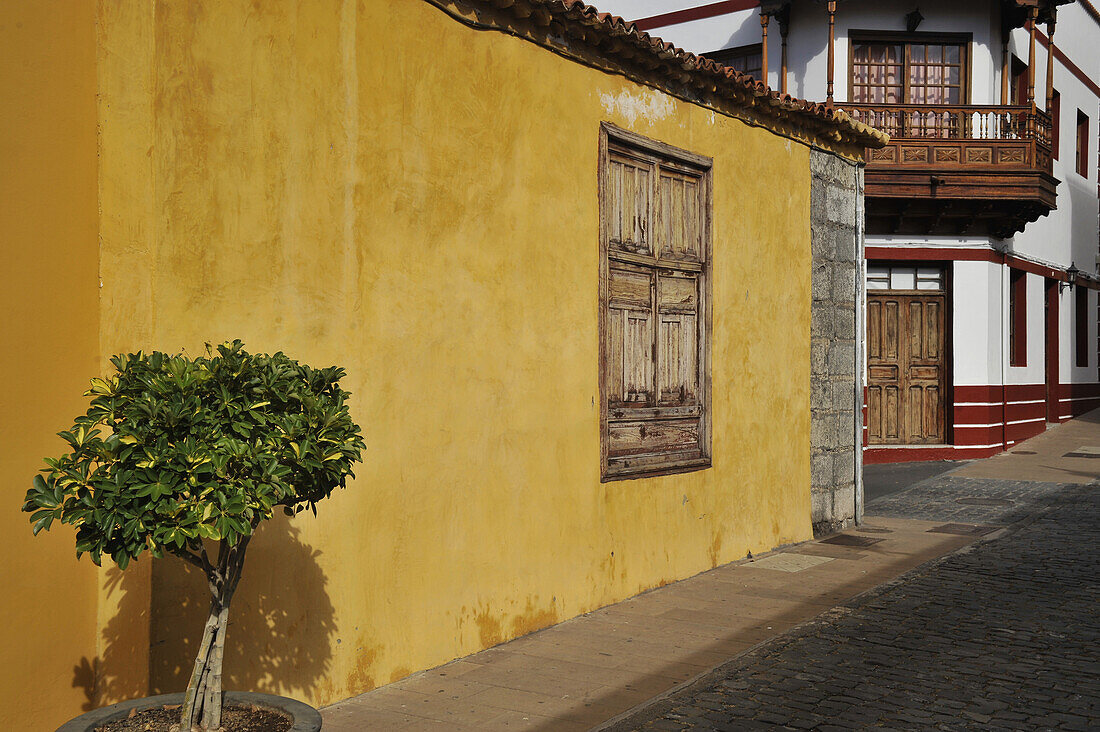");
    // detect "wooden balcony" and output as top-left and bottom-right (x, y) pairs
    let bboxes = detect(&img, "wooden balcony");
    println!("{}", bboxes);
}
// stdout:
(845, 103), (1059, 238)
